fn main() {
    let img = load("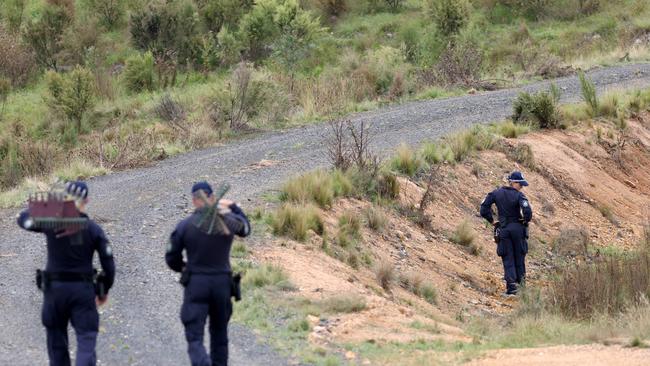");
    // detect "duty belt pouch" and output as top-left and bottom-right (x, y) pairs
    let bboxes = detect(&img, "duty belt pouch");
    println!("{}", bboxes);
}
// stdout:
(493, 223), (501, 244)
(36, 269), (45, 291)
(94, 270), (107, 299)
(231, 273), (242, 302)
(179, 269), (191, 287)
